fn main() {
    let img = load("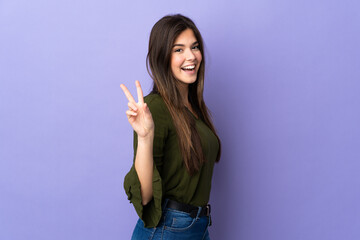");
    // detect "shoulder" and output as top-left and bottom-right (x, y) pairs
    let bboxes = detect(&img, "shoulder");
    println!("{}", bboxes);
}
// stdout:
(144, 93), (170, 117)
(144, 93), (164, 105)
